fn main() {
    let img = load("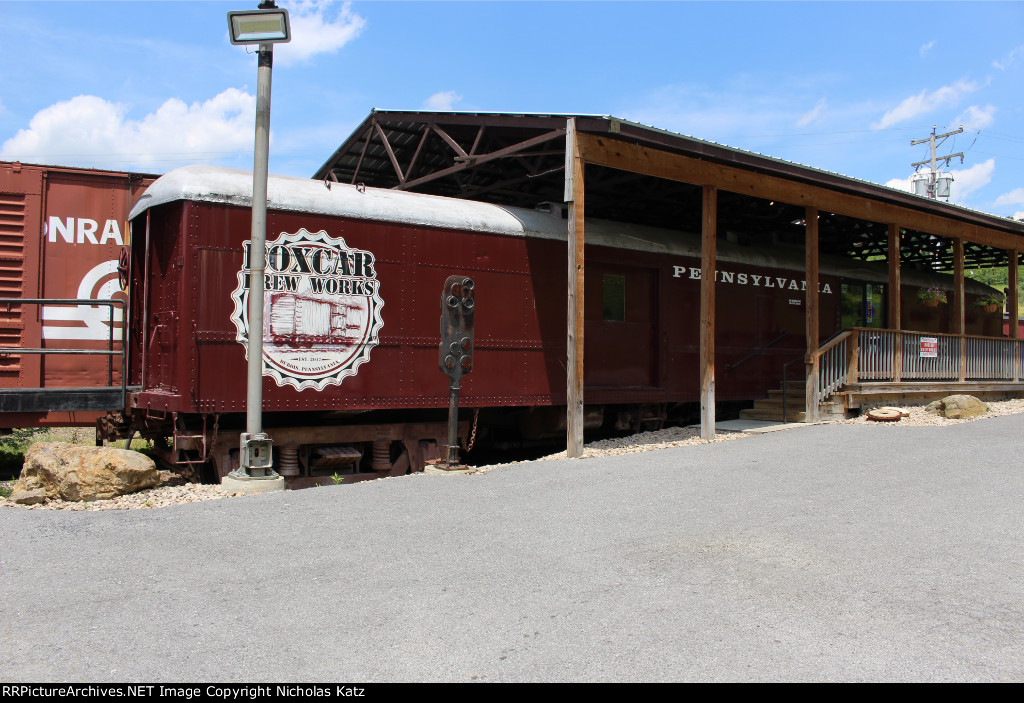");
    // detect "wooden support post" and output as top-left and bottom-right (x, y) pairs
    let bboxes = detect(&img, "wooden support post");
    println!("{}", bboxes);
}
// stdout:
(888, 223), (902, 382)
(805, 207), (819, 423)
(953, 237), (966, 381)
(1010, 249), (1019, 381)
(565, 119), (585, 458)
(700, 185), (717, 440)
(846, 329), (860, 385)
(1010, 250), (1019, 339)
